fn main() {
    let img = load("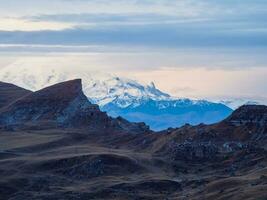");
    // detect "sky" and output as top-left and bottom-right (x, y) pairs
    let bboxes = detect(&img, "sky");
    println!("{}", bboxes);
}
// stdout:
(0, 0), (267, 102)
